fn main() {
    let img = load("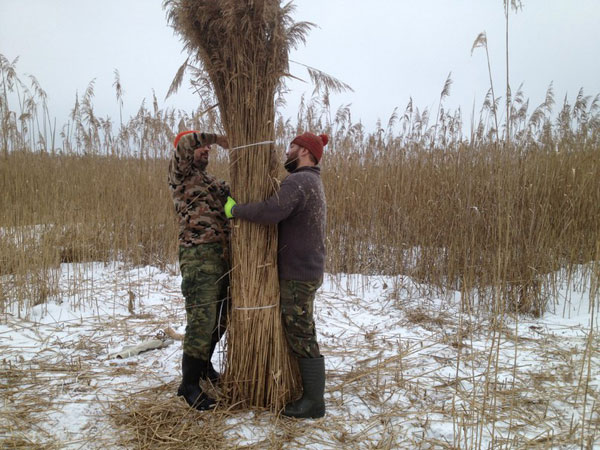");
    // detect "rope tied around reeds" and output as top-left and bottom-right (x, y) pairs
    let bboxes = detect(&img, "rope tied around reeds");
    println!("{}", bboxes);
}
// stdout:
(233, 304), (277, 311)
(230, 140), (274, 151)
